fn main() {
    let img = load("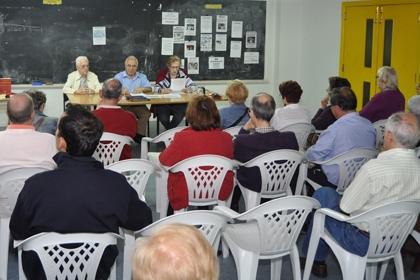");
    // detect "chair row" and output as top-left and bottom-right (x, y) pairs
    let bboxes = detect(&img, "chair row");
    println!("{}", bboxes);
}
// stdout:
(11, 197), (420, 280)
